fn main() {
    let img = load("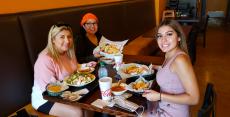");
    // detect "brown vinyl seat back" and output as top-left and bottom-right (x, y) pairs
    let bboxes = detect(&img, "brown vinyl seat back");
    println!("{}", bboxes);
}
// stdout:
(81, 3), (126, 41)
(19, 0), (155, 66)
(19, 7), (83, 66)
(0, 14), (33, 116)
(124, 0), (155, 40)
